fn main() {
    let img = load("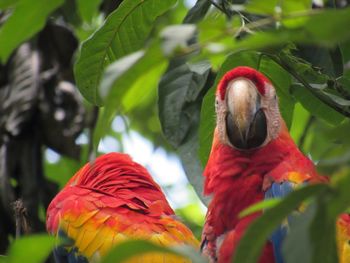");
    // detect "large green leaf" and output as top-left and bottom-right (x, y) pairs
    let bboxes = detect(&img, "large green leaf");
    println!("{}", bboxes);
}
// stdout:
(74, 0), (176, 105)
(259, 55), (295, 128)
(6, 234), (55, 263)
(239, 198), (281, 218)
(233, 184), (328, 263)
(159, 60), (211, 148)
(0, 0), (19, 9)
(291, 84), (344, 126)
(101, 240), (207, 263)
(199, 8), (350, 62)
(183, 0), (211, 23)
(76, 0), (102, 22)
(0, 0), (64, 63)
(295, 46), (344, 78)
(245, 0), (312, 15)
(283, 205), (316, 263)
(157, 58), (213, 204)
(93, 44), (166, 150)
